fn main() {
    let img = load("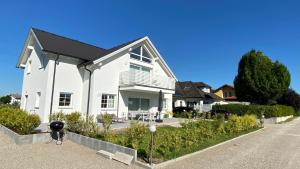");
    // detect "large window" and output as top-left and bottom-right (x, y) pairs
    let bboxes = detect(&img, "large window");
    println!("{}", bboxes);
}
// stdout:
(130, 46), (152, 63)
(101, 94), (115, 108)
(59, 93), (72, 107)
(128, 98), (150, 111)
